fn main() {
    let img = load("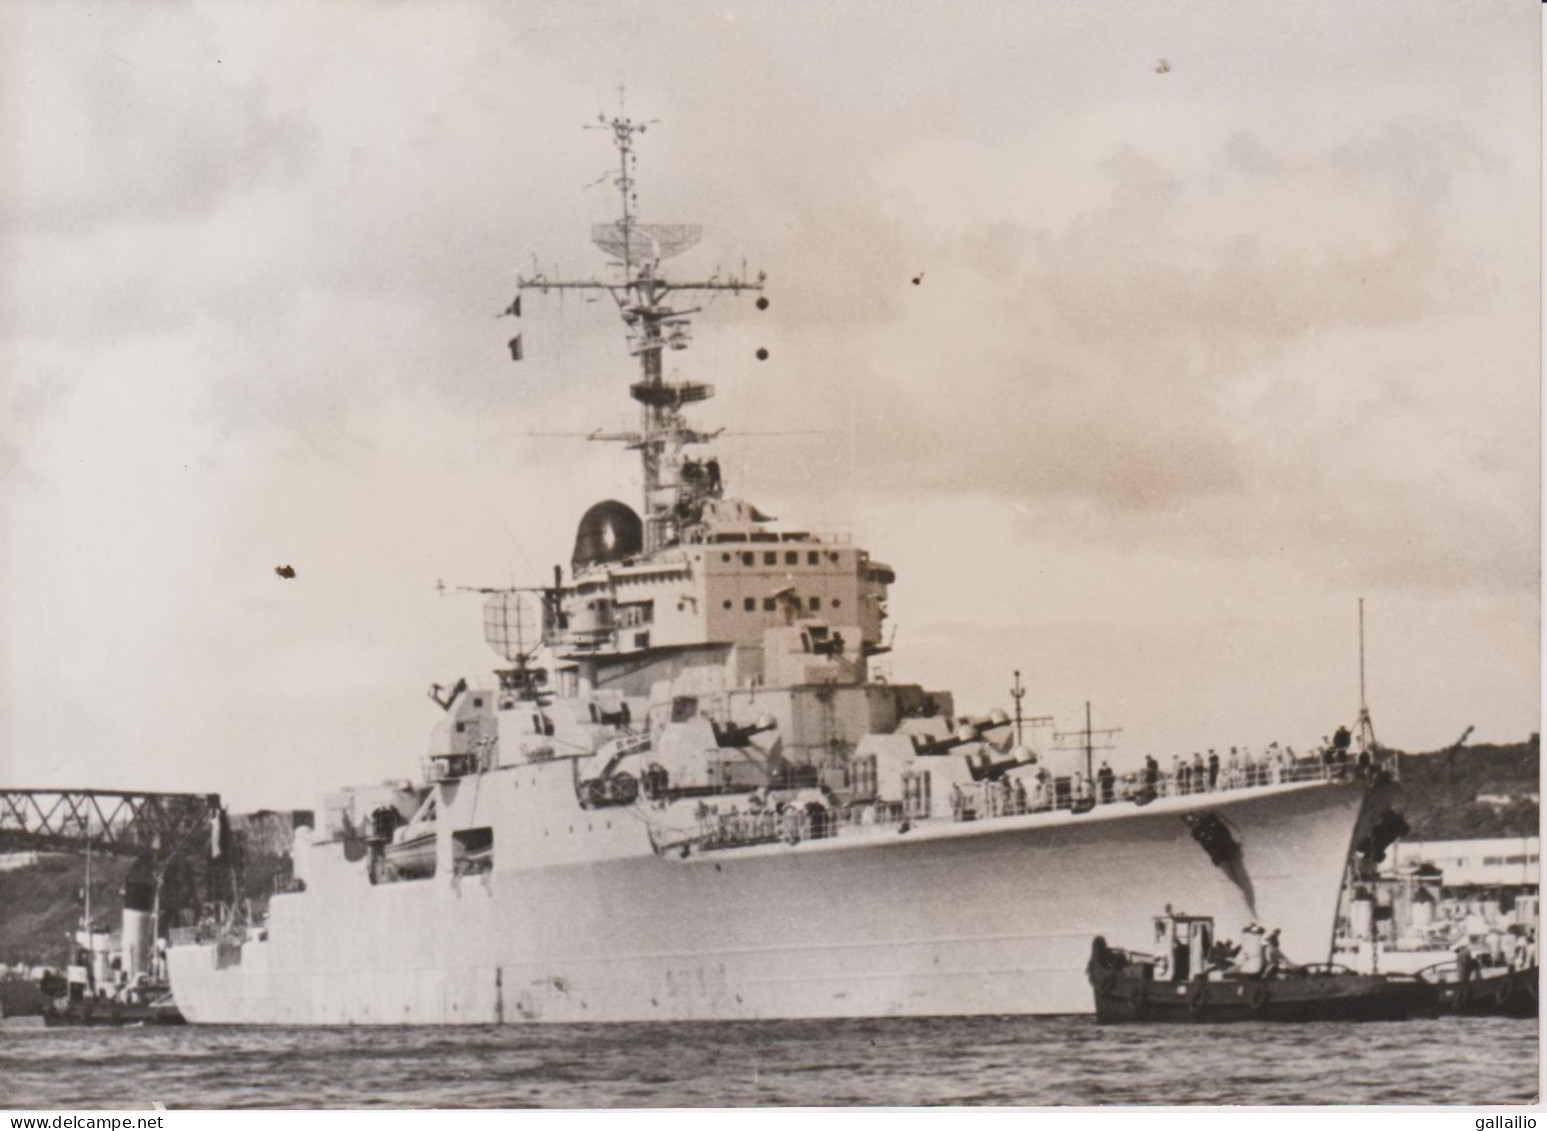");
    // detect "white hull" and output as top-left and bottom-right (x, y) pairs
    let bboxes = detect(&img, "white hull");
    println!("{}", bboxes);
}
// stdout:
(170, 778), (1379, 1023)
